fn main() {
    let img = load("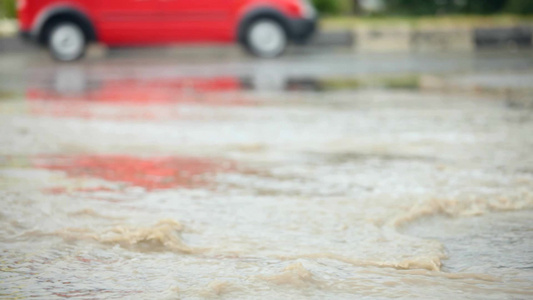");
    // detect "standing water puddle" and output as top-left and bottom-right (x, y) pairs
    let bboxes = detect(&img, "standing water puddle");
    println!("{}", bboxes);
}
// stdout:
(404, 210), (533, 279)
